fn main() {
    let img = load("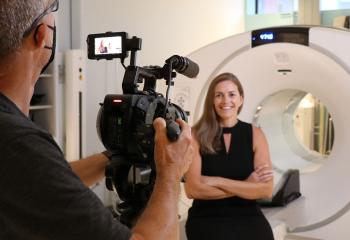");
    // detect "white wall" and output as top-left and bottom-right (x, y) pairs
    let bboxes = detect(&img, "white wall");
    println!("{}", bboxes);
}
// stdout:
(56, 0), (71, 52)
(71, 0), (245, 155)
